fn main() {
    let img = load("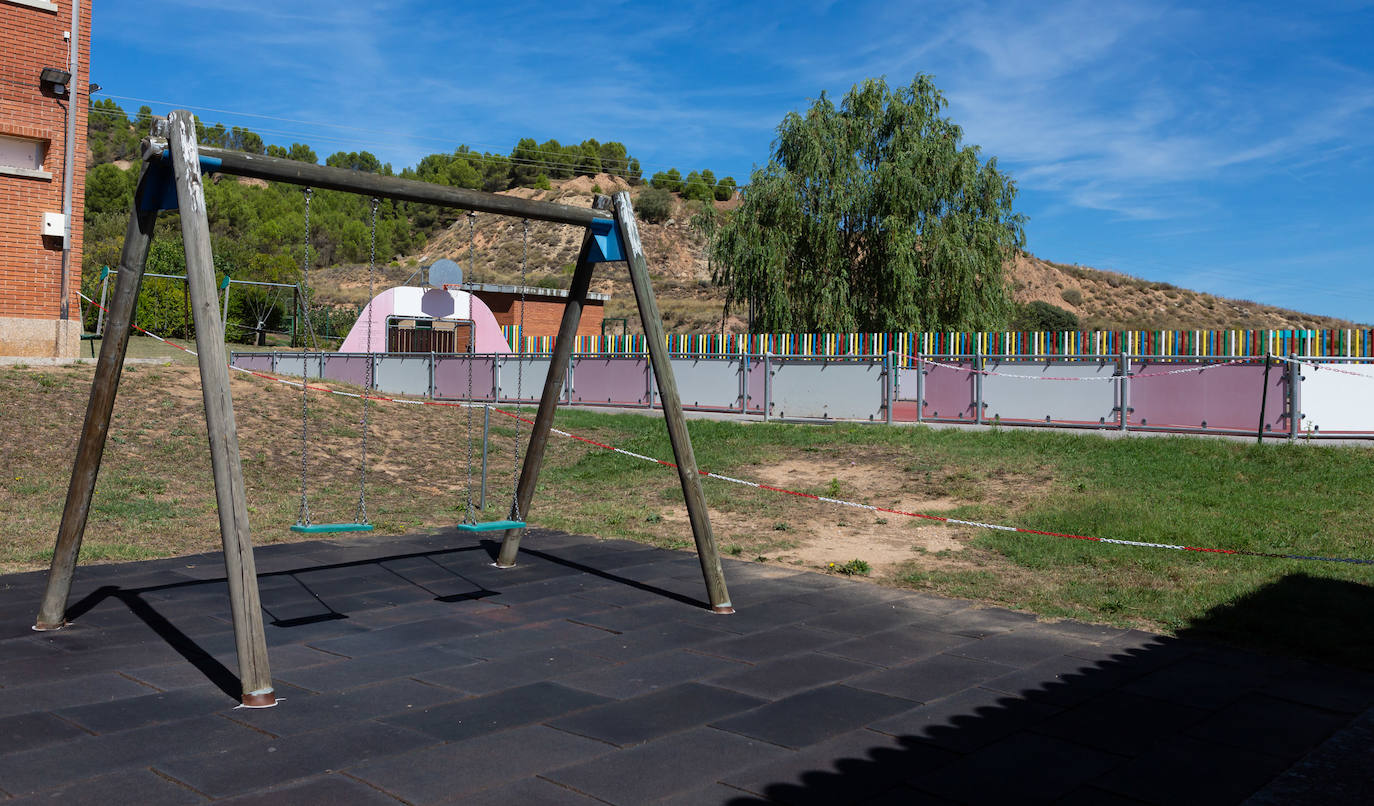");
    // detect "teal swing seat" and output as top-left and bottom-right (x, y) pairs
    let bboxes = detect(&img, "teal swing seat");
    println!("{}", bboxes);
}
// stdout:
(455, 519), (525, 533)
(291, 522), (374, 534)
